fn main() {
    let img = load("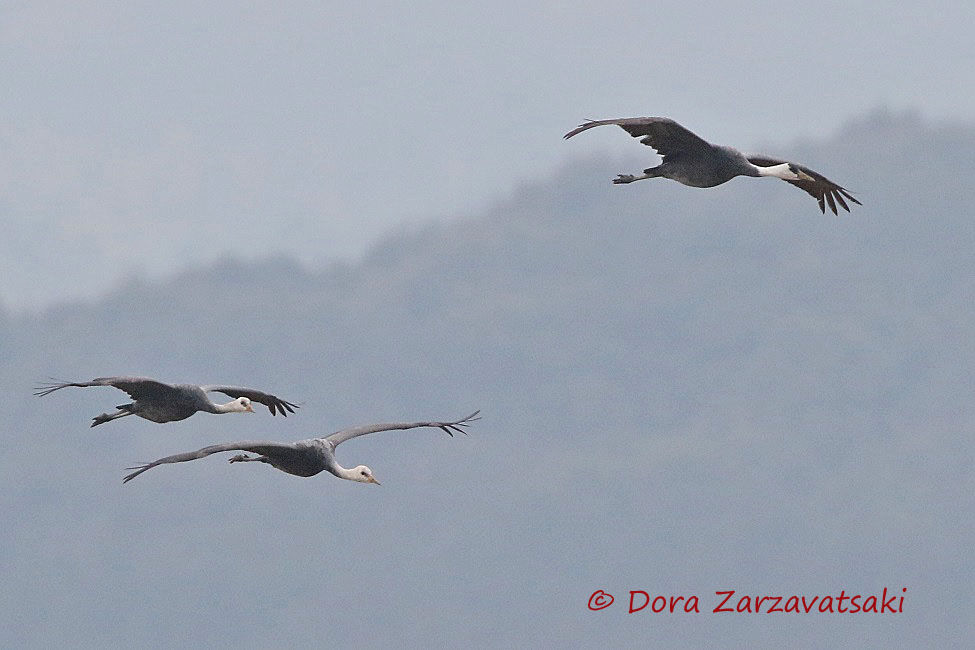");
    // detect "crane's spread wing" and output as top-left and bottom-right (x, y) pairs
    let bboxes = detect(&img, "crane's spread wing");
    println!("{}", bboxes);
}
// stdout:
(564, 117), (714, 161)
(201, 385), (299, 416)
(324, 411), (480, 448)
(34, 376), (180, 401)
(746, 155), (862, 214)
(123, 440), (301, 483)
